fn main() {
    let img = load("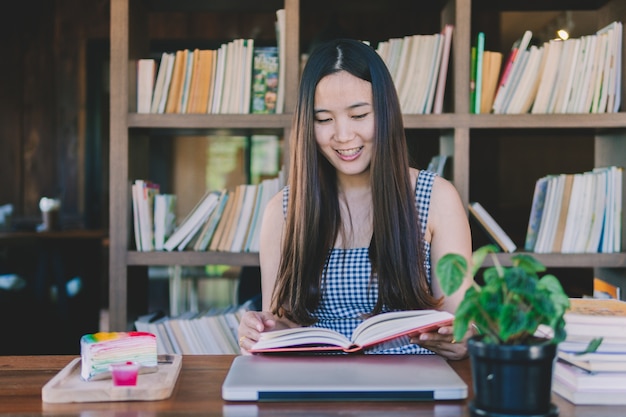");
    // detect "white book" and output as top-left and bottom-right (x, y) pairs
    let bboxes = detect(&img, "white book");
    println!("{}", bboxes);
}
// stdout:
(210, 43), (227, 114)
(546, 39), (578, 113)
(555, 38), (582, 113)
(534, 174), (564, 253)
(156, 52), (176, 114)
(230, 184), (258, 252)
(498, 47), (531, 114)
(131, 183), (142, 251)
(572, 171), (596, 252)
(566, 35), (596, 113)
(560, 173), (585, 253)
(422, 33), (444, 114)
(136, 58), (156, 113)
(150, 52), (172, 114)
(241, 39), (254, 114)
(531, 40), (563, 114)
(154, 193), (177, 251)
(179, 49), (195, 113)
(432, 24), (454, 115)
(590, 31), (610, 113)
(468, 202), (517, 253)
(275, 8), (286, 114)
(504, 44), (544, 114)
(394, 35), (416, 109)
(408, 35), (437, 114)
(585, 168), (608, 252)
(492, 30), (533, 114)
